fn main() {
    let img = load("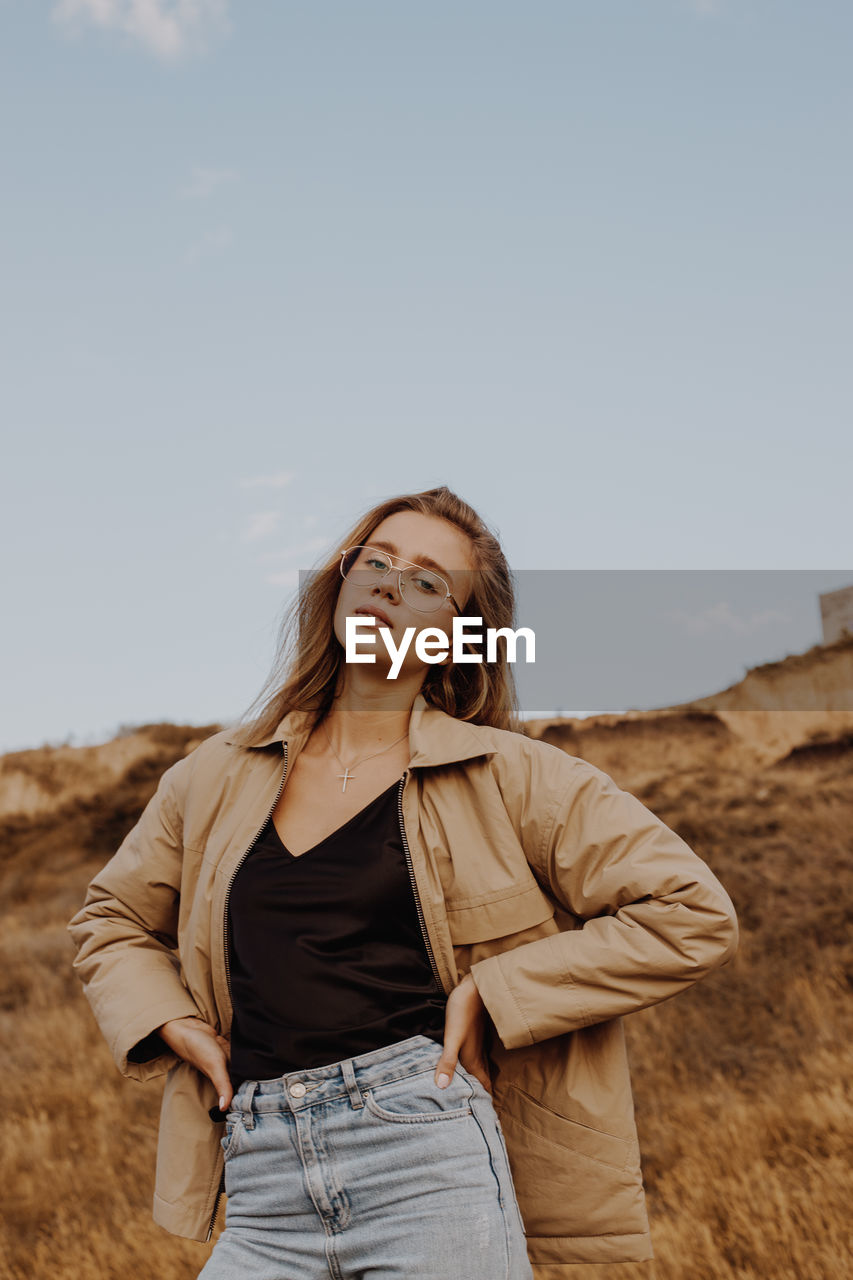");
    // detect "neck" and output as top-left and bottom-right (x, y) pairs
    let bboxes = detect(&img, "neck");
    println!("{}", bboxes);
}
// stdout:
(319, 667), (424, 760)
